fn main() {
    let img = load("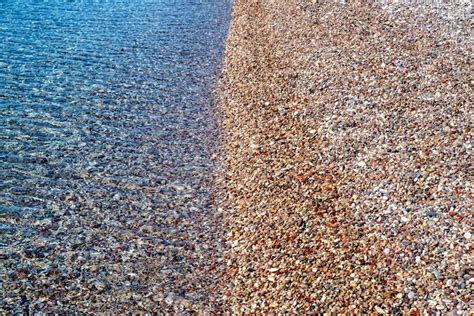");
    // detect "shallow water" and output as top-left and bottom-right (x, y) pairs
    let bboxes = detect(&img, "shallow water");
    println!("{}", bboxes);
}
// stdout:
(0, 0), (231, 312)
